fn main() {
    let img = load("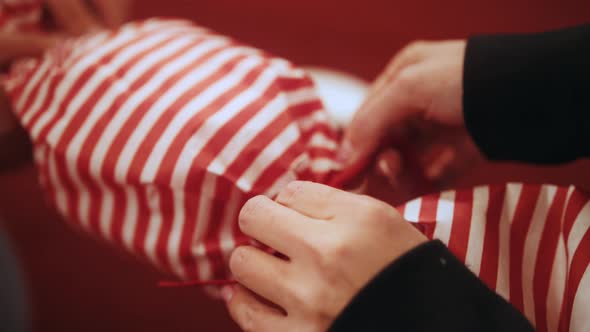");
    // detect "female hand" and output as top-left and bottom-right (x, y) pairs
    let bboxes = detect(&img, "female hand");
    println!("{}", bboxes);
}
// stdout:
(224, 181), (427, 332)
(341, 40), (483, 190)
